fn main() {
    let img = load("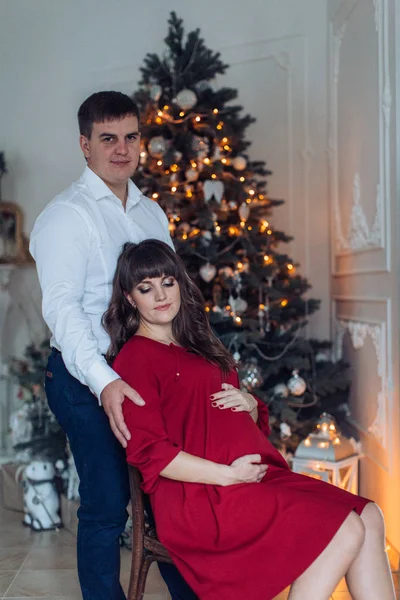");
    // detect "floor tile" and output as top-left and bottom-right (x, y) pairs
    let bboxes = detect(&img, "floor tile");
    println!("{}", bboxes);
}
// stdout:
(0, 547), (29, 571)
(4, 569), (81, 598)
(22, 546), (77, 570)
(0, 571), (18, 596)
